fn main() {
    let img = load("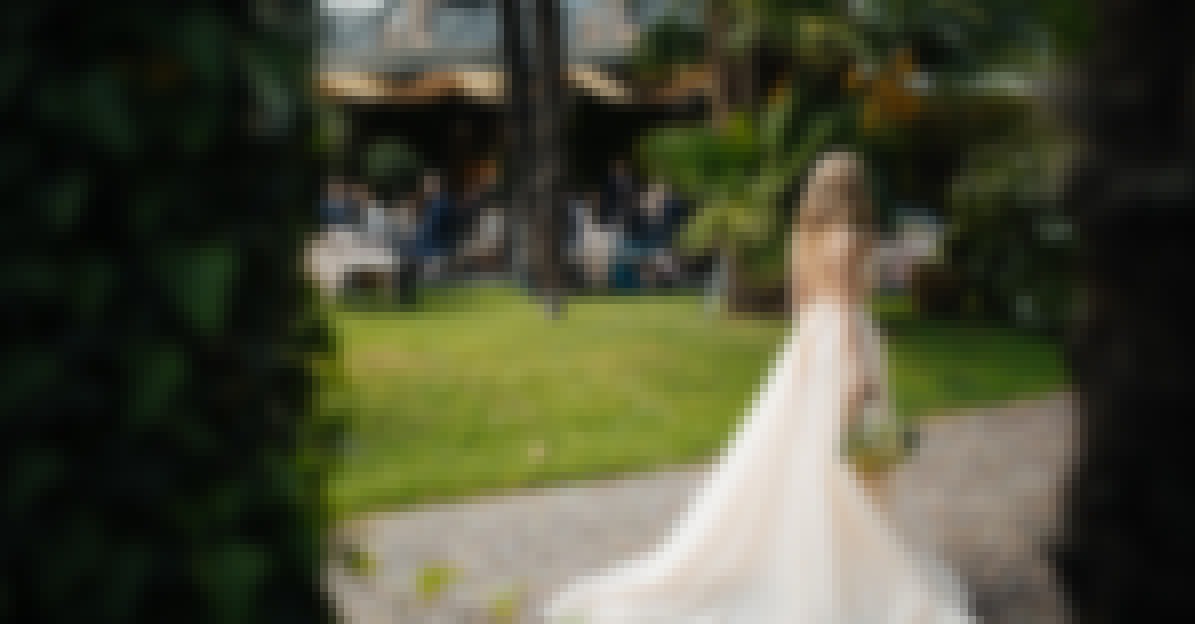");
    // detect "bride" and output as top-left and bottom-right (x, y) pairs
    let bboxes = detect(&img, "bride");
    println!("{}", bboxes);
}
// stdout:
(541, 152), (974, 623)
